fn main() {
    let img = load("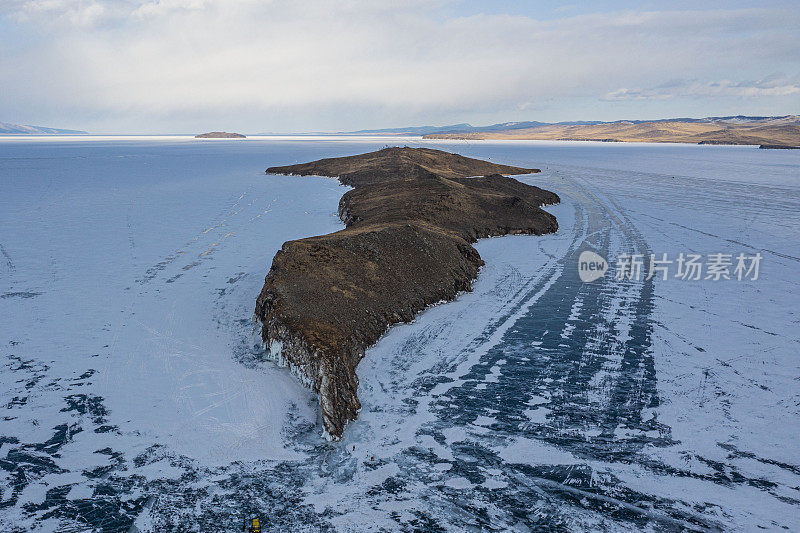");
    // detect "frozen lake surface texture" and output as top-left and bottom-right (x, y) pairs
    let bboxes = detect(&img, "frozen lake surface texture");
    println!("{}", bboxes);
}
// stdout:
(1, 137), (798, 531)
